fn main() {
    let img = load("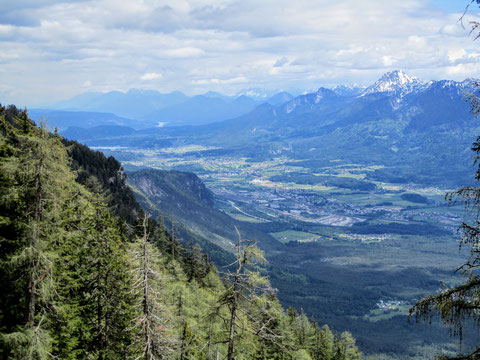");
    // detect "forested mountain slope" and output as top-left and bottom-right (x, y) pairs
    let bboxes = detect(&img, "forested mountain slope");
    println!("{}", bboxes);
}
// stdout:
(128, 168), (282, 265)
(0, 104), (360, 359)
